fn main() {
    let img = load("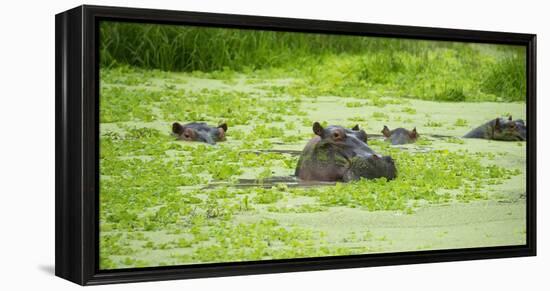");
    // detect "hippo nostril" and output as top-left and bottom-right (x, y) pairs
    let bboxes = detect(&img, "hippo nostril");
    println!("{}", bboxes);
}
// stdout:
(197, 132), (216, 145)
